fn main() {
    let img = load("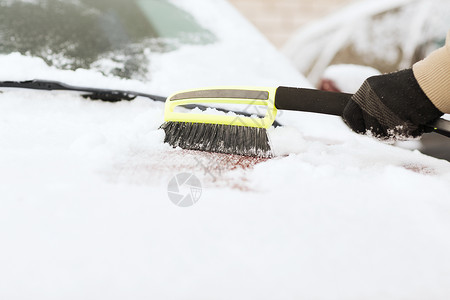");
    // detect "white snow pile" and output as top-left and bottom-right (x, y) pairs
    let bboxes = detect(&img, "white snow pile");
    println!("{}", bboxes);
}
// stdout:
(0, 0), (450, 299)
(321, 64), (381, 93)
